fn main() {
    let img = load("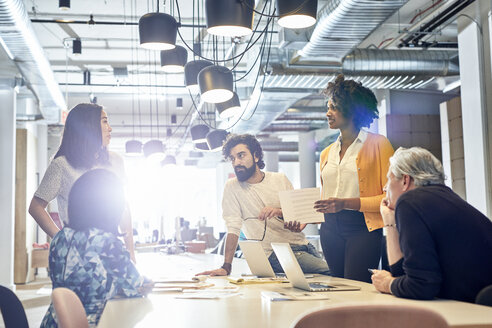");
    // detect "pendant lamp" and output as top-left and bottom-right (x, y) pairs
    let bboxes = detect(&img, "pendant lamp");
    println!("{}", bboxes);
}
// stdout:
(59, 0), (70, 10)
(198, 66), (234, 103)
(162, 155), (177, 166)
(206, 0), (255, 37)
(139, 12), (178, 50)
(143, 139), (165, 161)
(194, 142), (210, 151)
(160, 45), (188, 73)
(206, 129), (228, 151)
(190, 124), (210, 144)
(276, 0), (318, 29)
(184, 60), (213, 92)
(72, 39), (82, 55)
(125, 140), (142, 156)
(216, 92), (241, 119)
